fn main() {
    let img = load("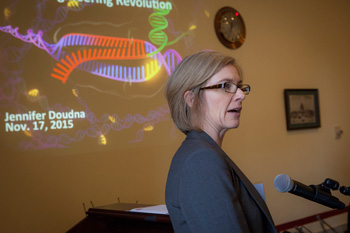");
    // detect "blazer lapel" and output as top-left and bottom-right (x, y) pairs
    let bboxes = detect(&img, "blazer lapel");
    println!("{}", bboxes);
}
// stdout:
(225, 157), (276, 227)
(187, 131), (276, 230)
